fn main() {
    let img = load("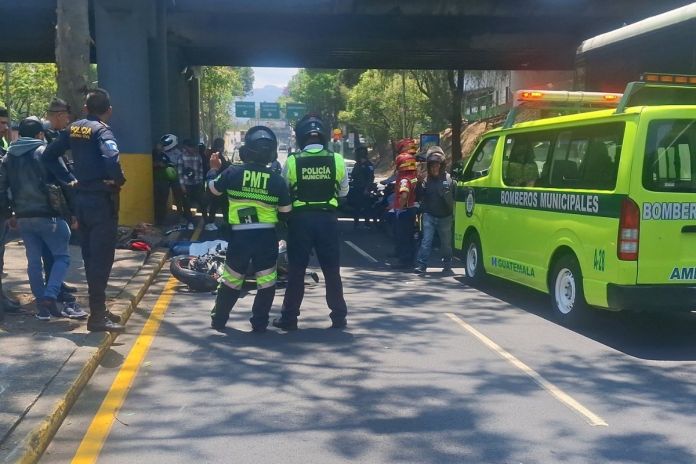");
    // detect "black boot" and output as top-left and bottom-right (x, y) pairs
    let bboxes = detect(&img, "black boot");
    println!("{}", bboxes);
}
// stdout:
(272, 317), (298, 331)
(106, 310), (122, 323)
(87, 316), (125, 333)
(61, 283), (78, 293)
(0, 281), (22, 313)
